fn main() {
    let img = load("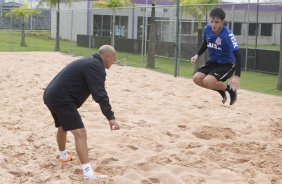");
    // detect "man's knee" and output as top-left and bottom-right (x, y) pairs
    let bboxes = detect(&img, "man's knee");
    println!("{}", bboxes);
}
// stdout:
(193, 74), (201, 84)
(202, 76), (217, 89)
(71, 128), (87, 140)
(193, 73), (205, 86)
